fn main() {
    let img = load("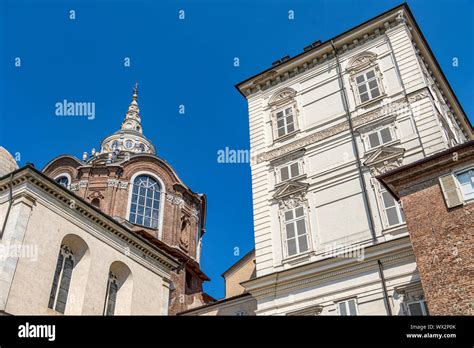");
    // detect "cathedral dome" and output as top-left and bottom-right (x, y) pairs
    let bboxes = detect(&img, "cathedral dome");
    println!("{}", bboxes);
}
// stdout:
(0, 146), (19, 176)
